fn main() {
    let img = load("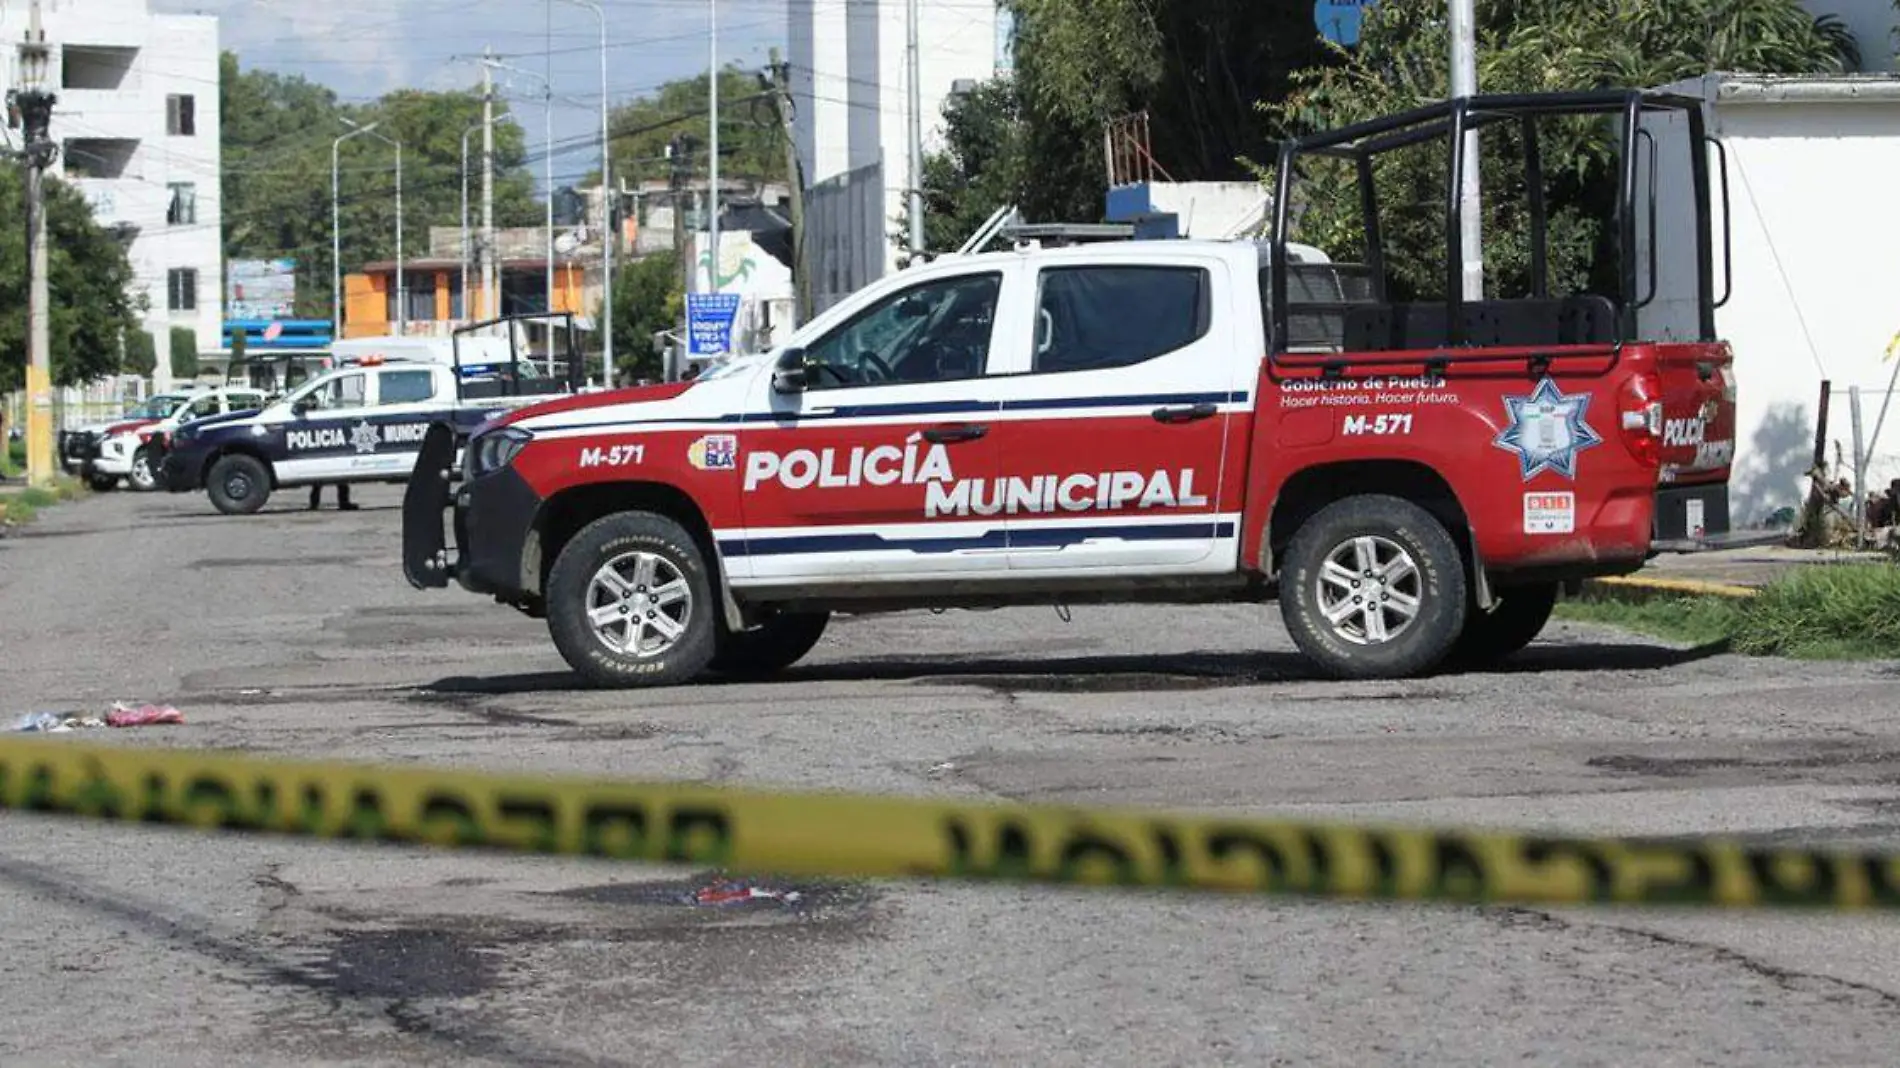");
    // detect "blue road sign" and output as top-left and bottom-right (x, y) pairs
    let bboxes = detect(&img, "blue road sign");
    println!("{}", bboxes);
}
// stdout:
(1315, 0), (1373, 47)
(686, 292), (743, 357)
